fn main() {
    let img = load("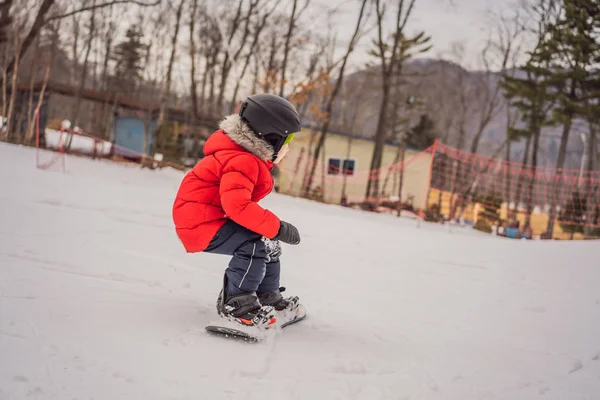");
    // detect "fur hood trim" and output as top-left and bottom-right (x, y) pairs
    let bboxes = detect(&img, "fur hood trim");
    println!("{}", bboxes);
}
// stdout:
(219, 114), (274, 161)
